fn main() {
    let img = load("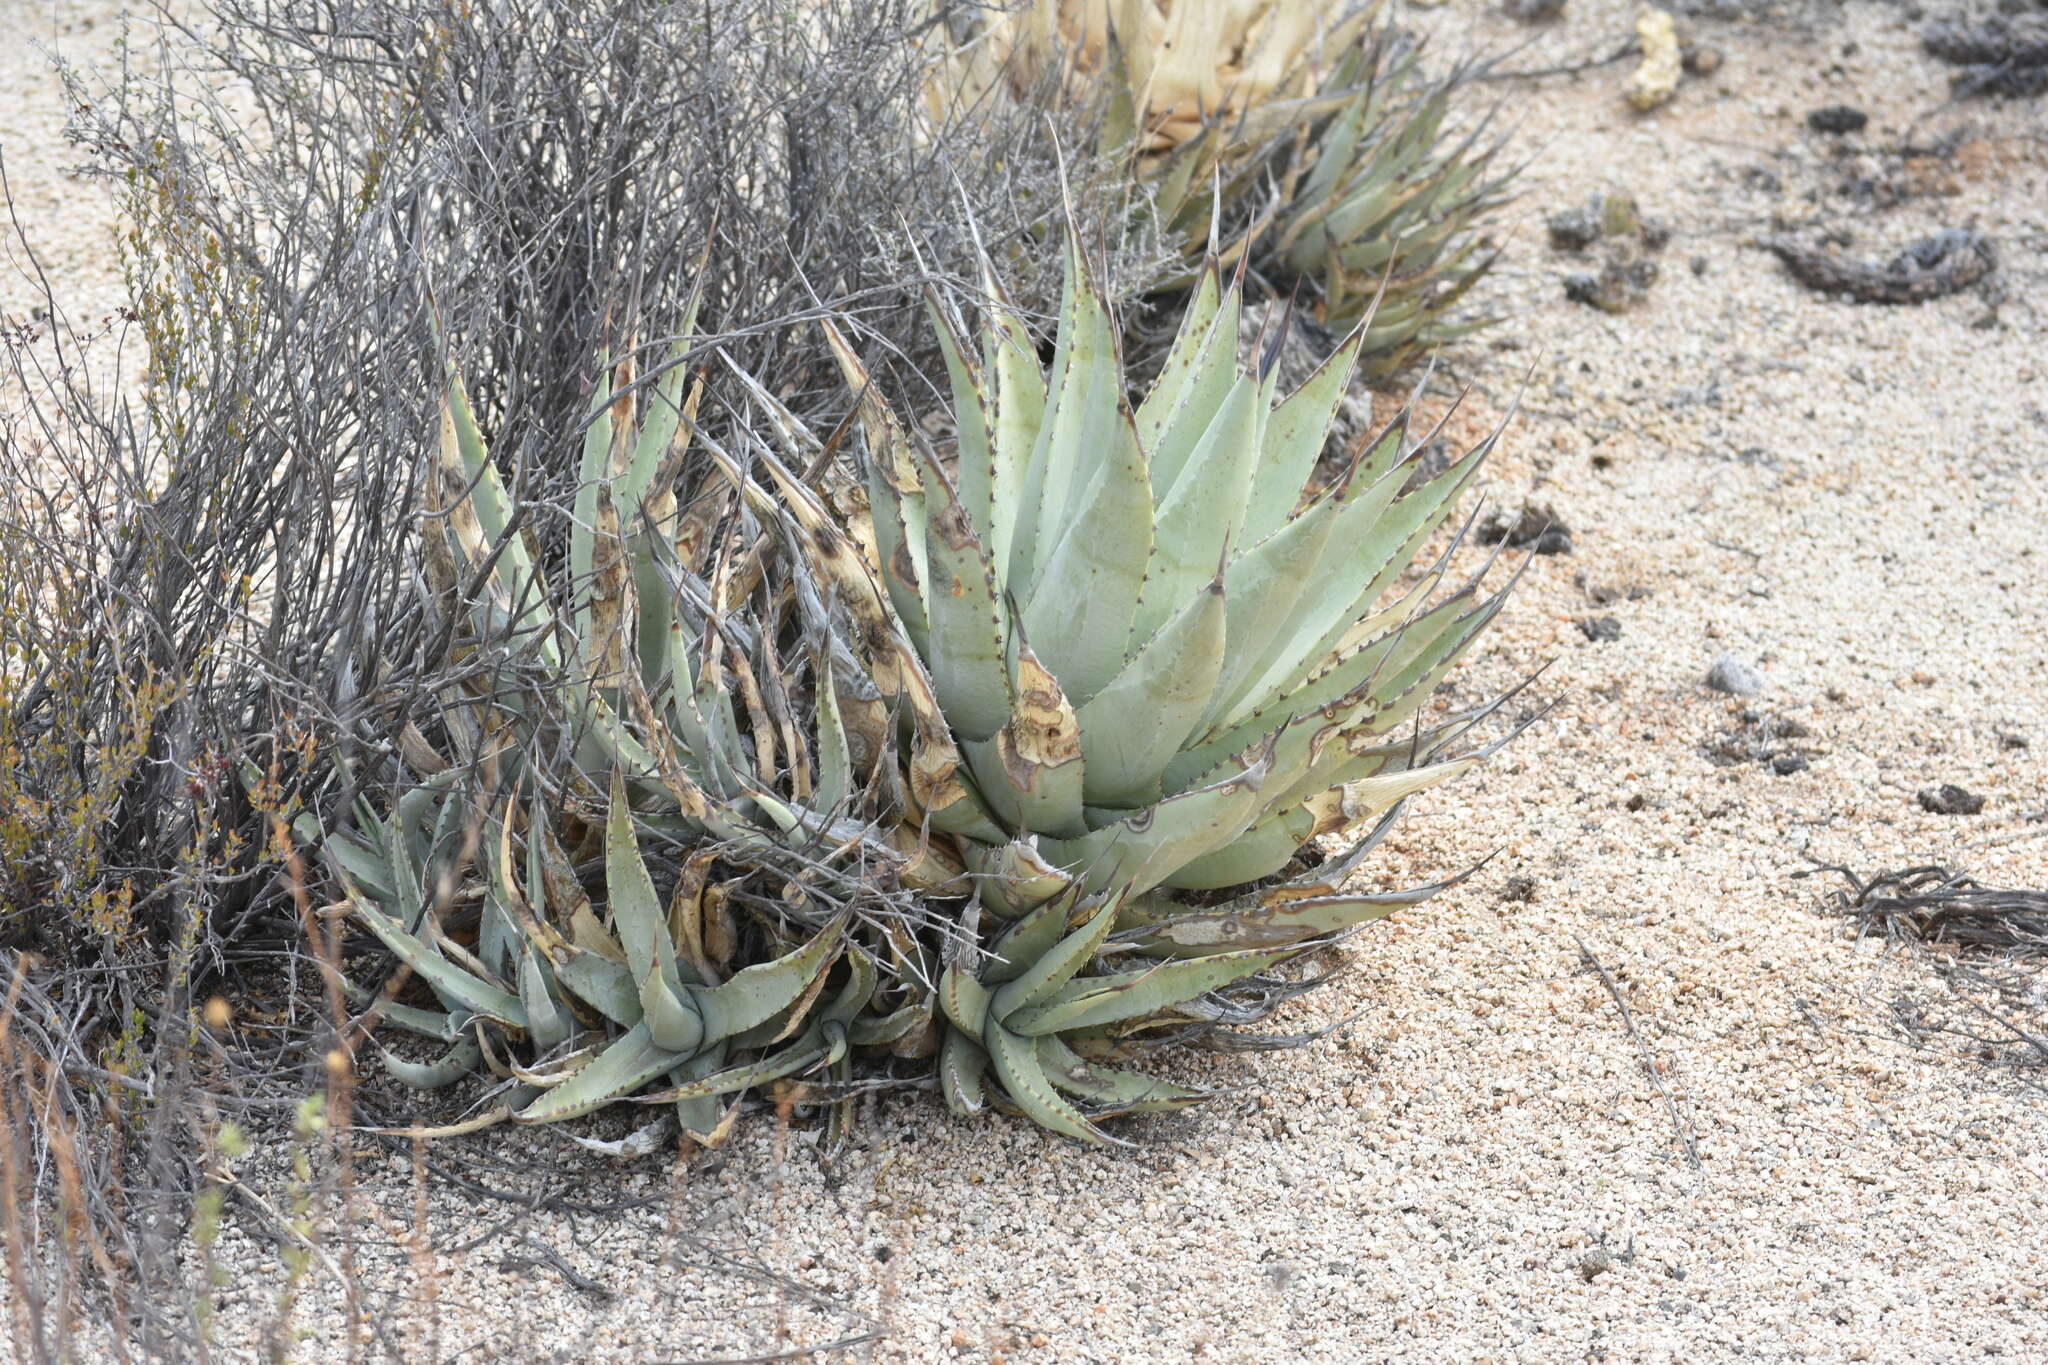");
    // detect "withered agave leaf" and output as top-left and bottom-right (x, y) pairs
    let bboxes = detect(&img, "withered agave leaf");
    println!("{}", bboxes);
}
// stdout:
(962, 632), (1087, 839)
(982, 1), (1370, 157)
